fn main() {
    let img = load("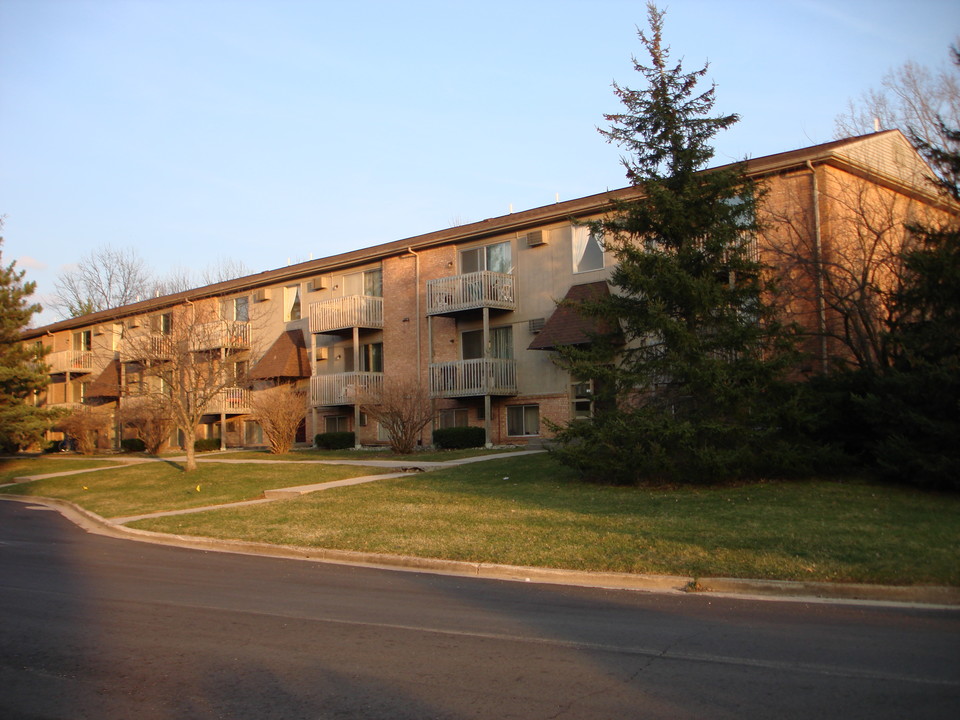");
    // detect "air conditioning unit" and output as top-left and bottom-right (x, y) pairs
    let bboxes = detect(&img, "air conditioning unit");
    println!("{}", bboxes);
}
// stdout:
(315, 346), (329, 361)
(524, 230), (546, 248)
(308, 275), (330, 292)
(528, 317), (546, 333)
(126, 317), (141, 329)
(253, 288), (272, 303)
